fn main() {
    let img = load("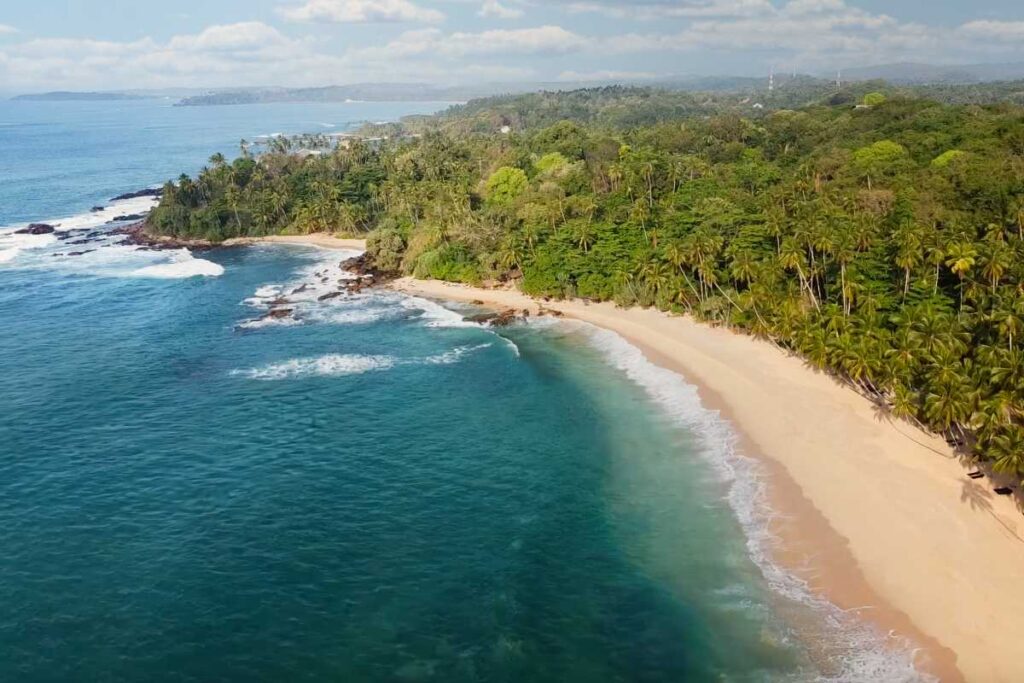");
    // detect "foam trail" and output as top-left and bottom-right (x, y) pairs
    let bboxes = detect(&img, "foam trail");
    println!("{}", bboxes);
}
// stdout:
(575, 322), (932, 683)
(0, 233), (57, 249)
(1, 194), (160, 236)
(399, 295), (522, 356)
(400, 296), (478, 328)
(234, 354), (396, 380)
(235, 344), (491, 381)
(237, 316), (302, 330)
(423, 343), (492, 365)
